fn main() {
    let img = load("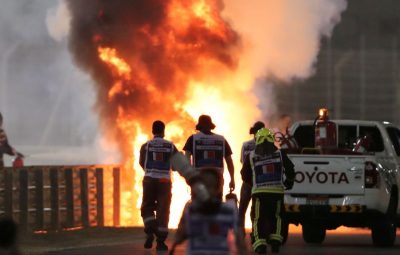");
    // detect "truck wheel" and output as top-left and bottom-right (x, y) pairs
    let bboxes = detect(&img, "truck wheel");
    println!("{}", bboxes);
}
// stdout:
(281, 221), (289, 245)
(302, 223), (326, 244)
(371, 216), (396, 247)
